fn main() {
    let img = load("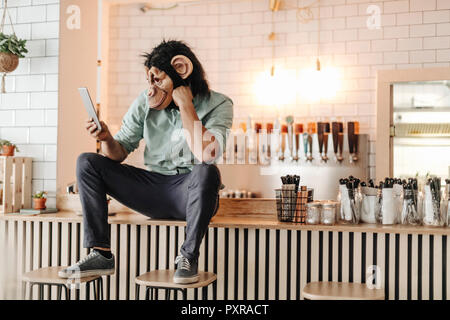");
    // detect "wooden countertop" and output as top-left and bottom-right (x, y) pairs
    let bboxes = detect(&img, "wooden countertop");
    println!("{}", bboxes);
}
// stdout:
(2, 209), (450, 236)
